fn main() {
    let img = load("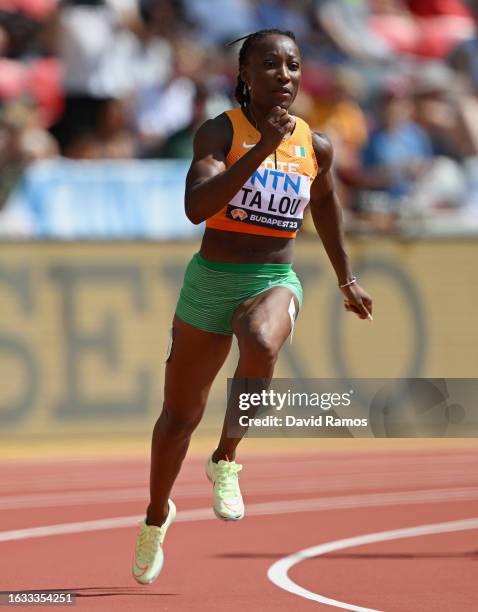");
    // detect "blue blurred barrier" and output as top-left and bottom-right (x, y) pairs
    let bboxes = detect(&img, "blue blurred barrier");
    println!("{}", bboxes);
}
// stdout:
(2, 160), (202, 239)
